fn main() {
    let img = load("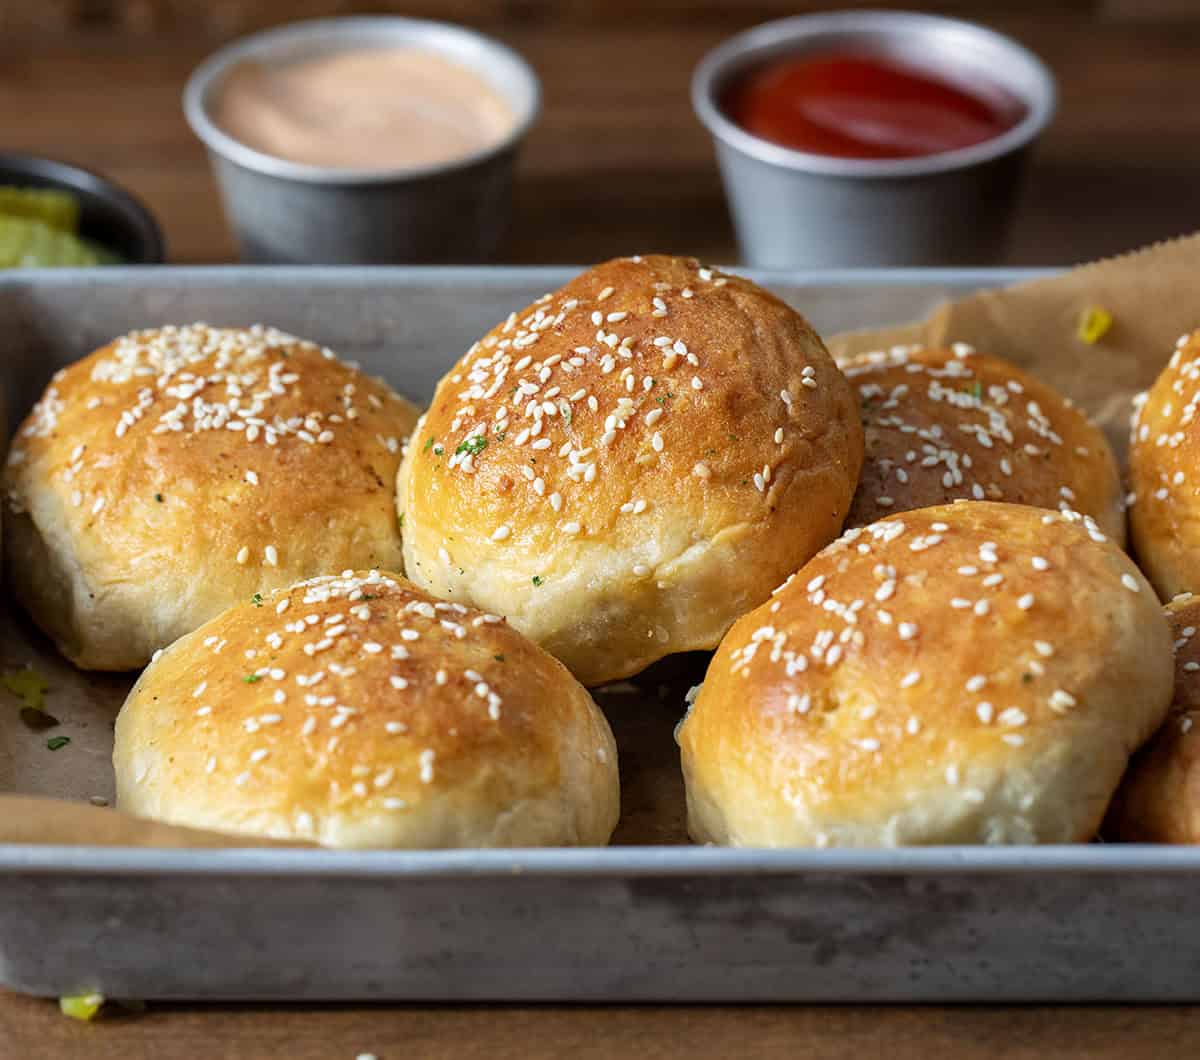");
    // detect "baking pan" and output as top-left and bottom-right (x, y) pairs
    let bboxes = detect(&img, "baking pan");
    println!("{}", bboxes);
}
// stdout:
(7, 265), (1200, 1004)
